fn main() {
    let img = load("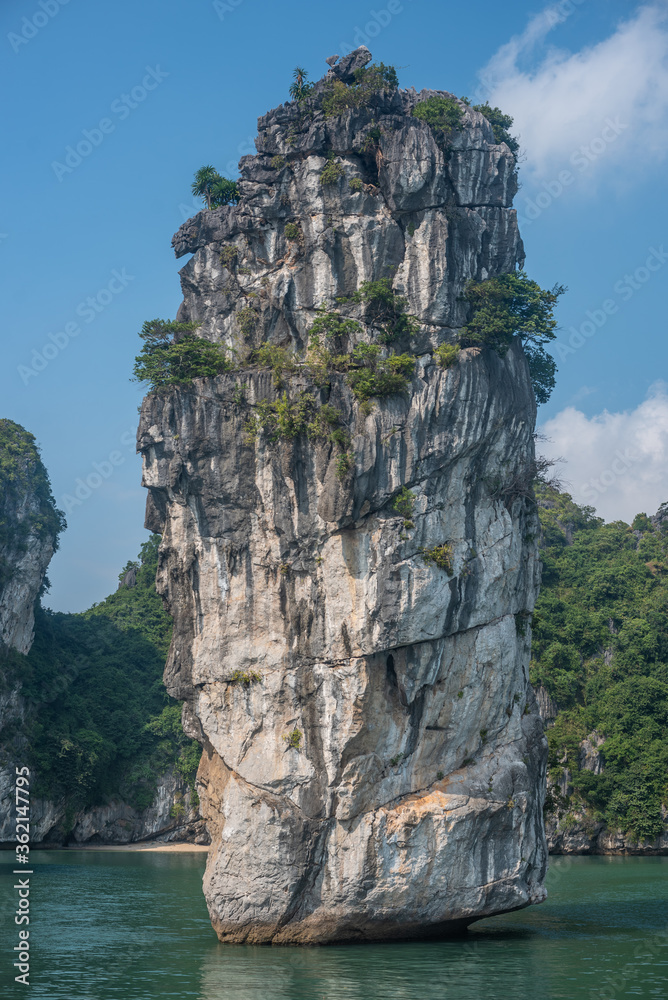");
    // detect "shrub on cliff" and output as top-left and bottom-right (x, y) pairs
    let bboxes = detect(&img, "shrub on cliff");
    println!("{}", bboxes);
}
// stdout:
(461, 270), (565, 404)
(133, 319), (232, 391)
(321, 62), (398, 117)
(0, 420), (66, 586)
(320, 153), (345, 185)
(412, 96), (464, 146)
(345, 345), (415, 408)
(471, 102), (520, 157)
(348, 278), (420, 343)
